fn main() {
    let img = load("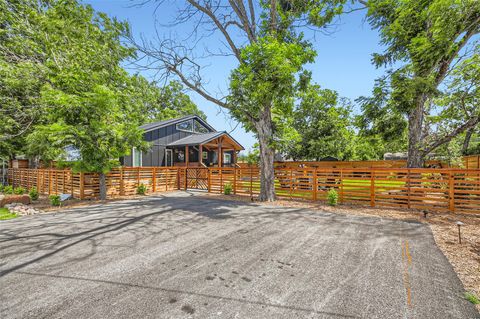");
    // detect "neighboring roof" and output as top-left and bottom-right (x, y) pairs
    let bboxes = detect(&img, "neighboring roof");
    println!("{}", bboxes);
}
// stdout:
(140, 115), (216, 133)
(167, 131), (244, 150)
